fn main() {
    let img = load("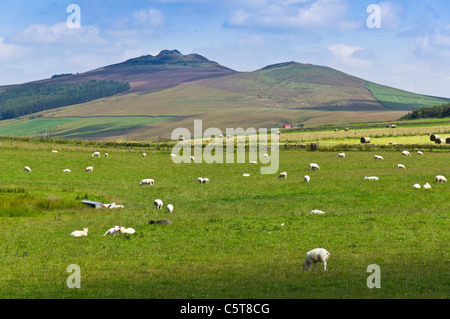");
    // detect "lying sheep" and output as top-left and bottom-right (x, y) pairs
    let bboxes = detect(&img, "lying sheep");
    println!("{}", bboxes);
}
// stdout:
(70, 228), (88, 237)
(304, 175), (310, 183)
(119, 227), (136, 234)
(92, 152), (100, 157)
(364, 176), (379, 181)
(435, 175), (447, 183)
(167, 204), (174, 213)
(374, 155), (384, 160)
(62, 169), (71, 173)
(242, 173), (250, 177)
(402, 150), (411, 156)
(52, 150), (58, 153)
(310, 209), (325, 214)
(85, 166), (94, 172)
(417, 151), (423, 156)
(412, 183), (421, 189)
(336, 153), (345, 158)
(278, 172), (287, 179)
(24, 166), (31, 172)
(149, 220), (172, 225)
(139, 178), (154, 185)
(302, 248), (330, 271)
(154, 199), (163, 209)
(397, 164), (406, 169)
(309, 163), (320, 171)
(106, 203), (124, 209)
(249, 161), (258, 164)
(103, 226), (121, 236)
(423, 182), (431, 189)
